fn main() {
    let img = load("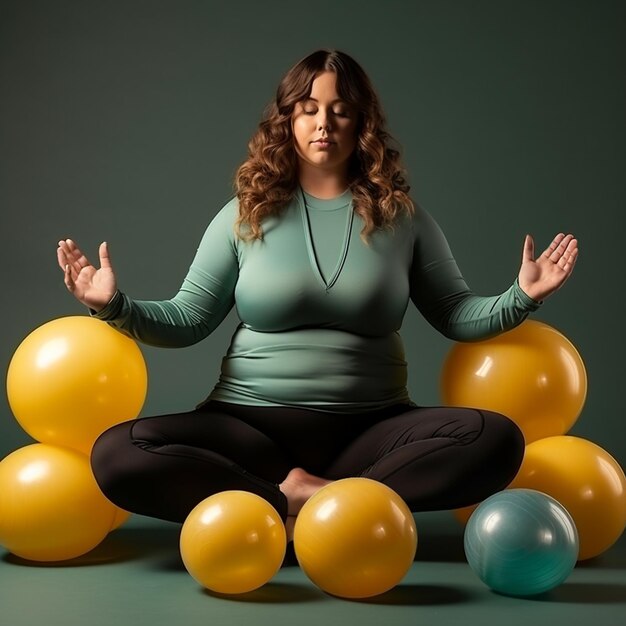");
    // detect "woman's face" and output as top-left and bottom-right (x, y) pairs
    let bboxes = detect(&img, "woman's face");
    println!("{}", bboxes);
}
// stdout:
(292, 71), (358, 176)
